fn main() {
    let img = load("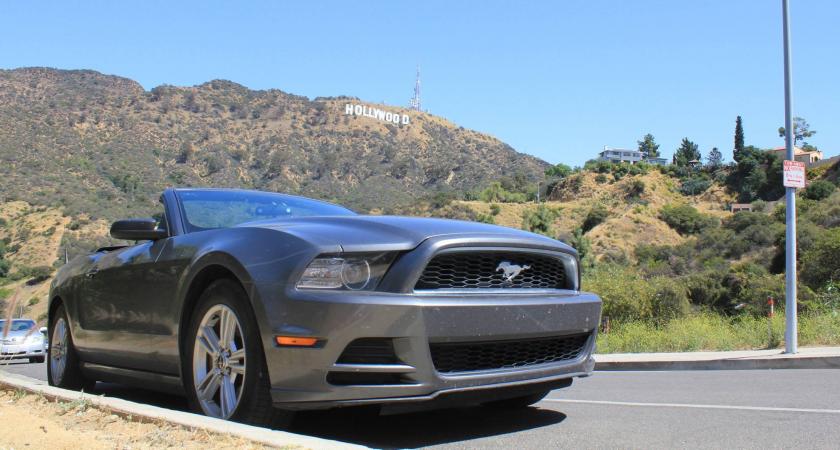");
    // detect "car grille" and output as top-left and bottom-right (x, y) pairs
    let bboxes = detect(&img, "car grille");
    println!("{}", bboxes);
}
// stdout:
(414, 251), (568, 290)
(430, 333), (590, 373)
